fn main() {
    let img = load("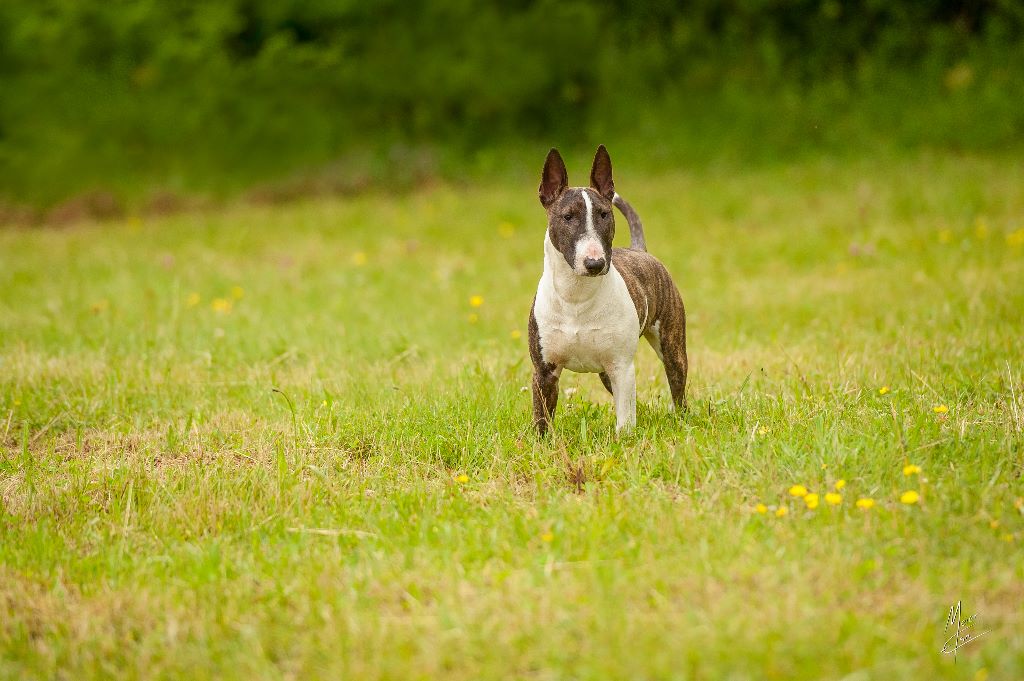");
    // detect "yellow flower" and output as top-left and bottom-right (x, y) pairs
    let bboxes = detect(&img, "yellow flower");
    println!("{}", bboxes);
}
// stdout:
(903, 464), (922, 476)
(989, 519), (999, 529)
(511, 329), (522, 340)
(541, 531), (554, 543)
(938, 229), (953, 244)
(855, 498), (875, 510)
(825, 492), (842, 506)
(499, 222), (516, 239)
(900, 490), (920, 505)
(467, 313), (479, 324)
(321, 400), (328, 407)
(788, 485), (808, 498)
(933, 404), (949, 414)
(775, 506), (788, 517)
(469, 295), (484, 308)
(973, 217), (989, 240)
(1007, 228), (1024, 248)
(755, 503), (768, 514)
(804, 493), (820, 509)
(455, 474), (469, 483)
(834, 479), (846, 490)
(351, 251), (368, 266)
(1001, 533), (1015, 543)
(878, 386), (890, 395)
(186, 292), (201, 307)
(757, 425), (768, 436)
(211, 298), (232, 313)
(230, 285), (244, 300)
(945, 62), (974, 91)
